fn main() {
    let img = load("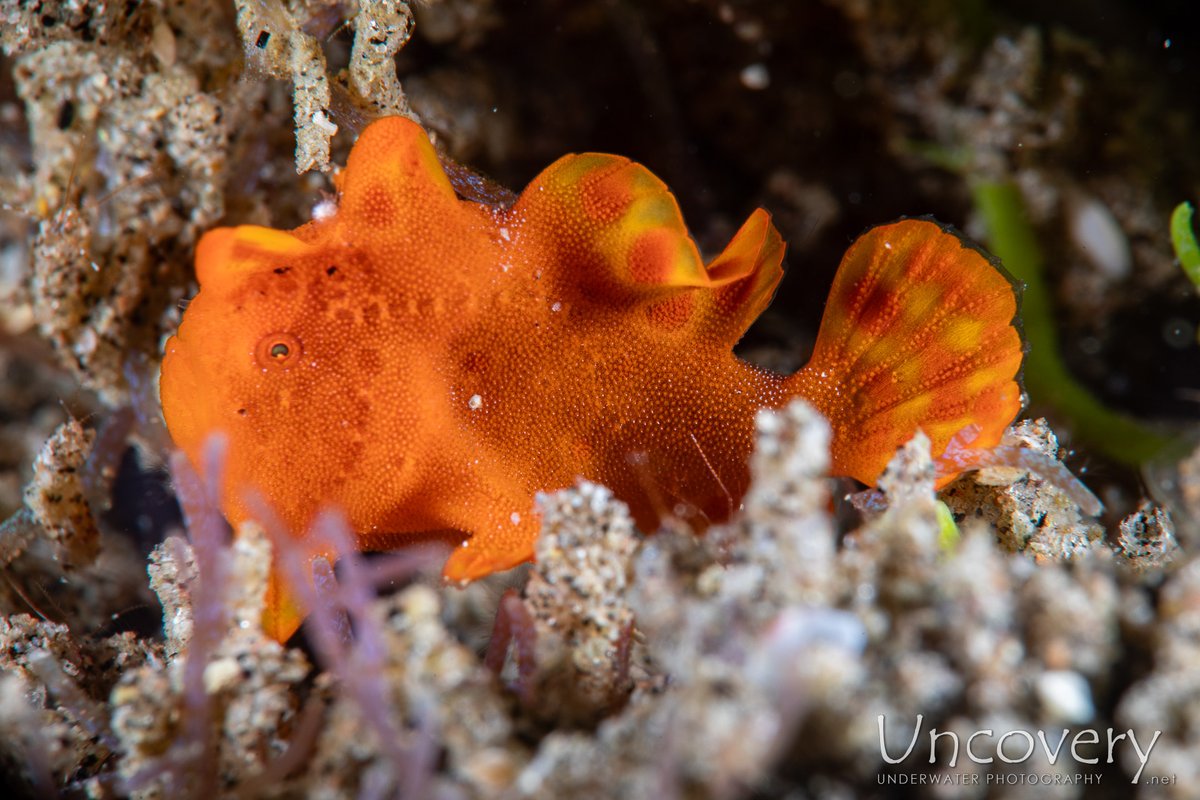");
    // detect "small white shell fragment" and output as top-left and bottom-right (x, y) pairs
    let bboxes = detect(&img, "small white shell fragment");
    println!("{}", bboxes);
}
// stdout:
(1069, 195), (1131, 279)
(740, 63), (770, 90)
(1036, 670), (1095, 724)
(312, 109), (339, 137)
(203, 657), (241, 694)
